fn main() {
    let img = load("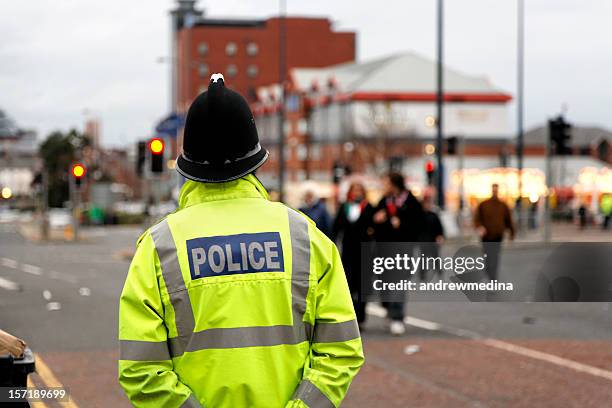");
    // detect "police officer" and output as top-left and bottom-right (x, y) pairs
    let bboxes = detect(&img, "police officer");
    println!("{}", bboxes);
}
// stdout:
(118, 74), (364, 408)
